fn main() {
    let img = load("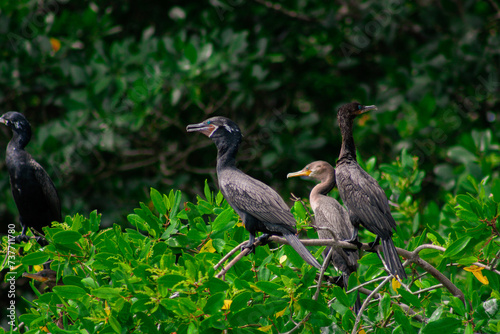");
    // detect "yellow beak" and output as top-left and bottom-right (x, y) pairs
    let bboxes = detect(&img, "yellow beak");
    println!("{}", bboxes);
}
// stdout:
(287, 169), (311, 178)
